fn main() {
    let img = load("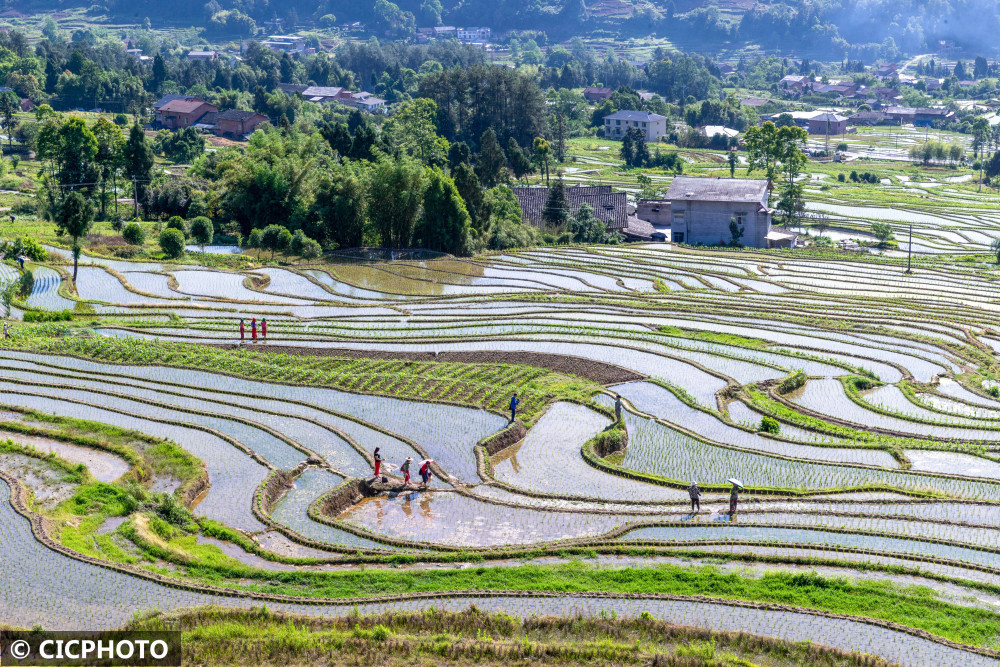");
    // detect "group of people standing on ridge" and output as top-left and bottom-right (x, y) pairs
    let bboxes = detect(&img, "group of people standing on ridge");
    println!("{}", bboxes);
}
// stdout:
(372, 447), (434, 488)
(238, 317), (267, 343)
